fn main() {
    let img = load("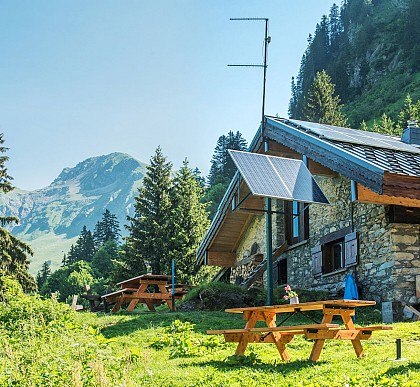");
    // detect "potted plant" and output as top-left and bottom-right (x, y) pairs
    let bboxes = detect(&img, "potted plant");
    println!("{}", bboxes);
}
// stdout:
(283, 285), (299, 304)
